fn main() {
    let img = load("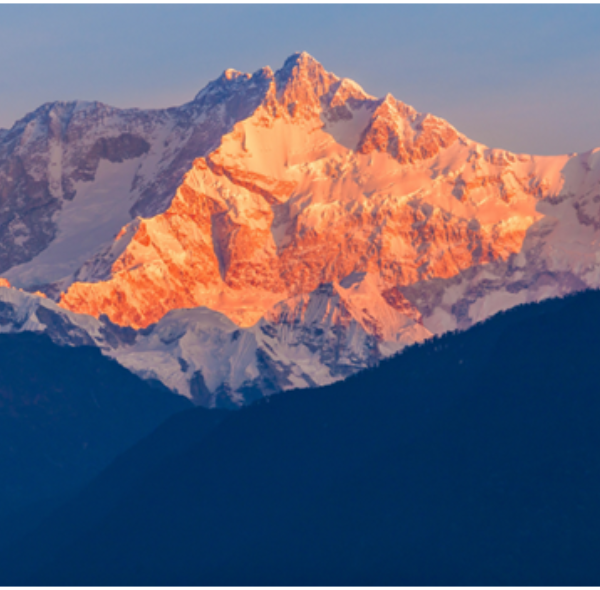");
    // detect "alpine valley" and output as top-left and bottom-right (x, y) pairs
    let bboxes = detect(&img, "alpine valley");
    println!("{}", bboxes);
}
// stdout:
(1, 52), (600, 408)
